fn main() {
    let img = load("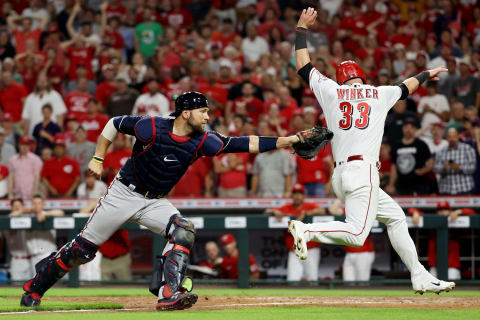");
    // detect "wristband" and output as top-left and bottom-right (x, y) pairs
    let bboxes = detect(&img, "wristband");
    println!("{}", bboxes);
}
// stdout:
(92, 156), (104, 164)
(258, 137), (278, 153)
(414, 71), (429, 85)
(295, 27), (307, 50)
